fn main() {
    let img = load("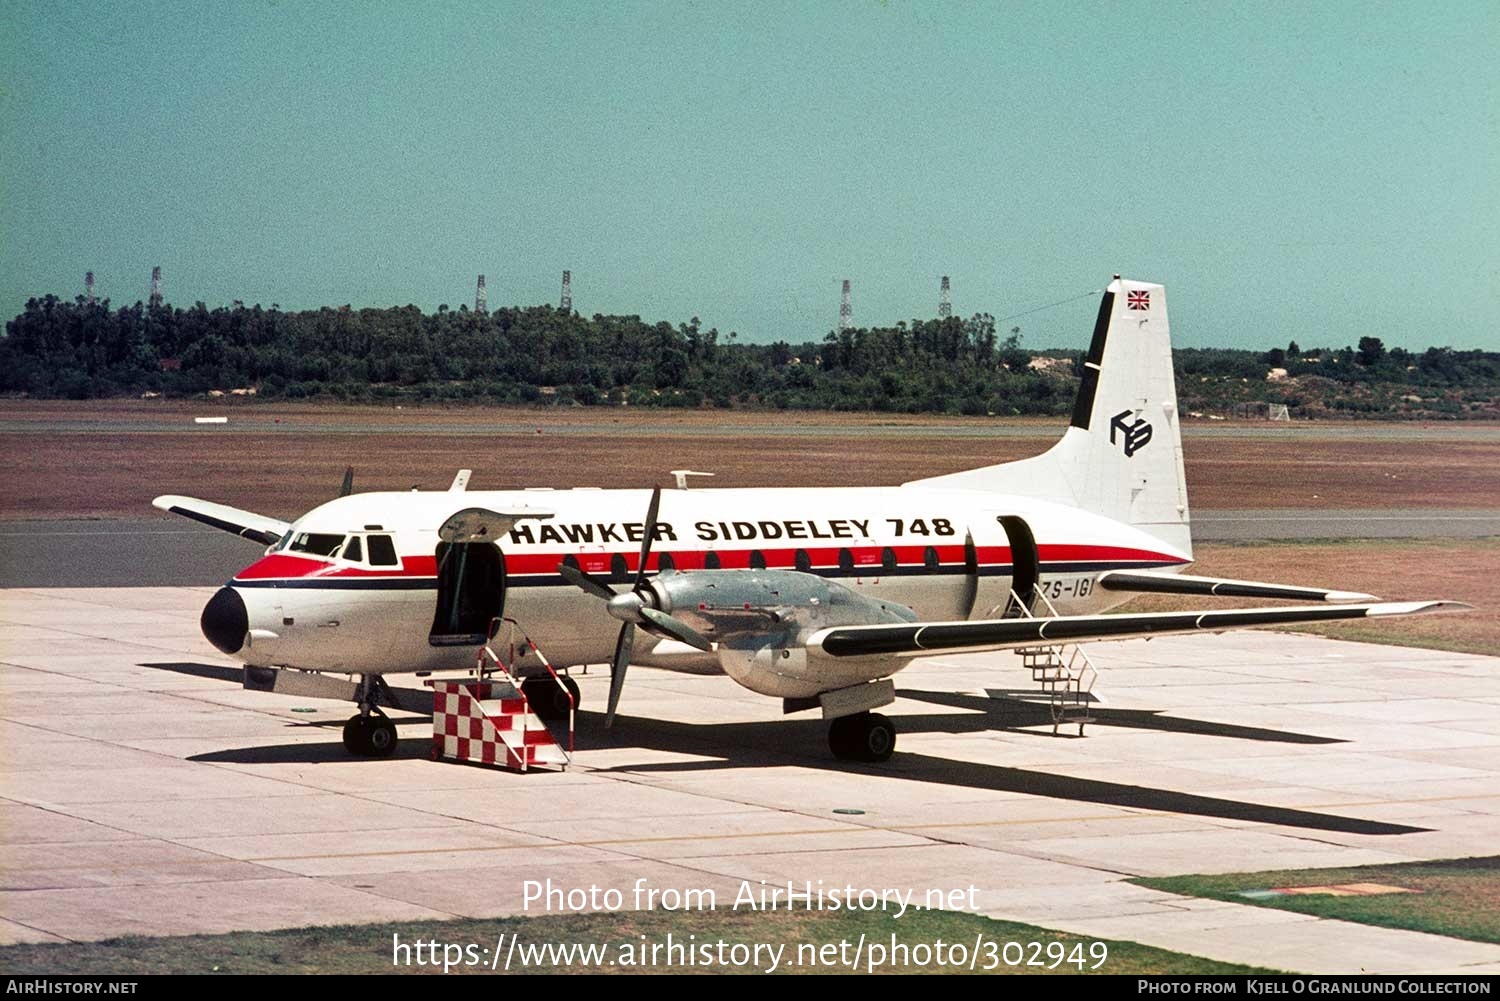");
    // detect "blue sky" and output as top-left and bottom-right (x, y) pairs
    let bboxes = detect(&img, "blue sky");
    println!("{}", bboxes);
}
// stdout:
(4, 1), (1497, 349)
